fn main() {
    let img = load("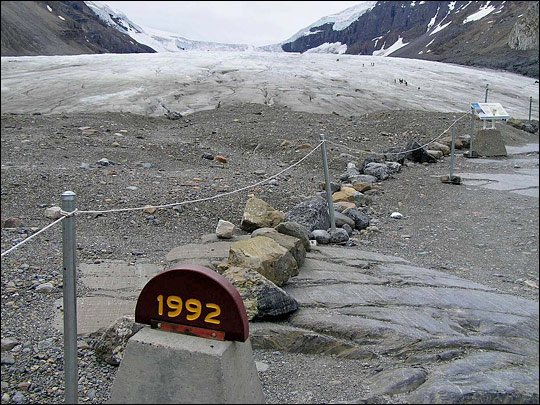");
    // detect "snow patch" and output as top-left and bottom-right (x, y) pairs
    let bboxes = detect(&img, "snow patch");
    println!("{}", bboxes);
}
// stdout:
(429, 20), (452, 36)
(281, 1), (377, 45)
(304, 42), (347, 54)
(448, 1), (456, 11)
(58, 15), (65, 21)
(463, 3), (497, 24)
(427, 6), (440, 32)
(46, 5), (52, 12)
(372, 36), (409, 57)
